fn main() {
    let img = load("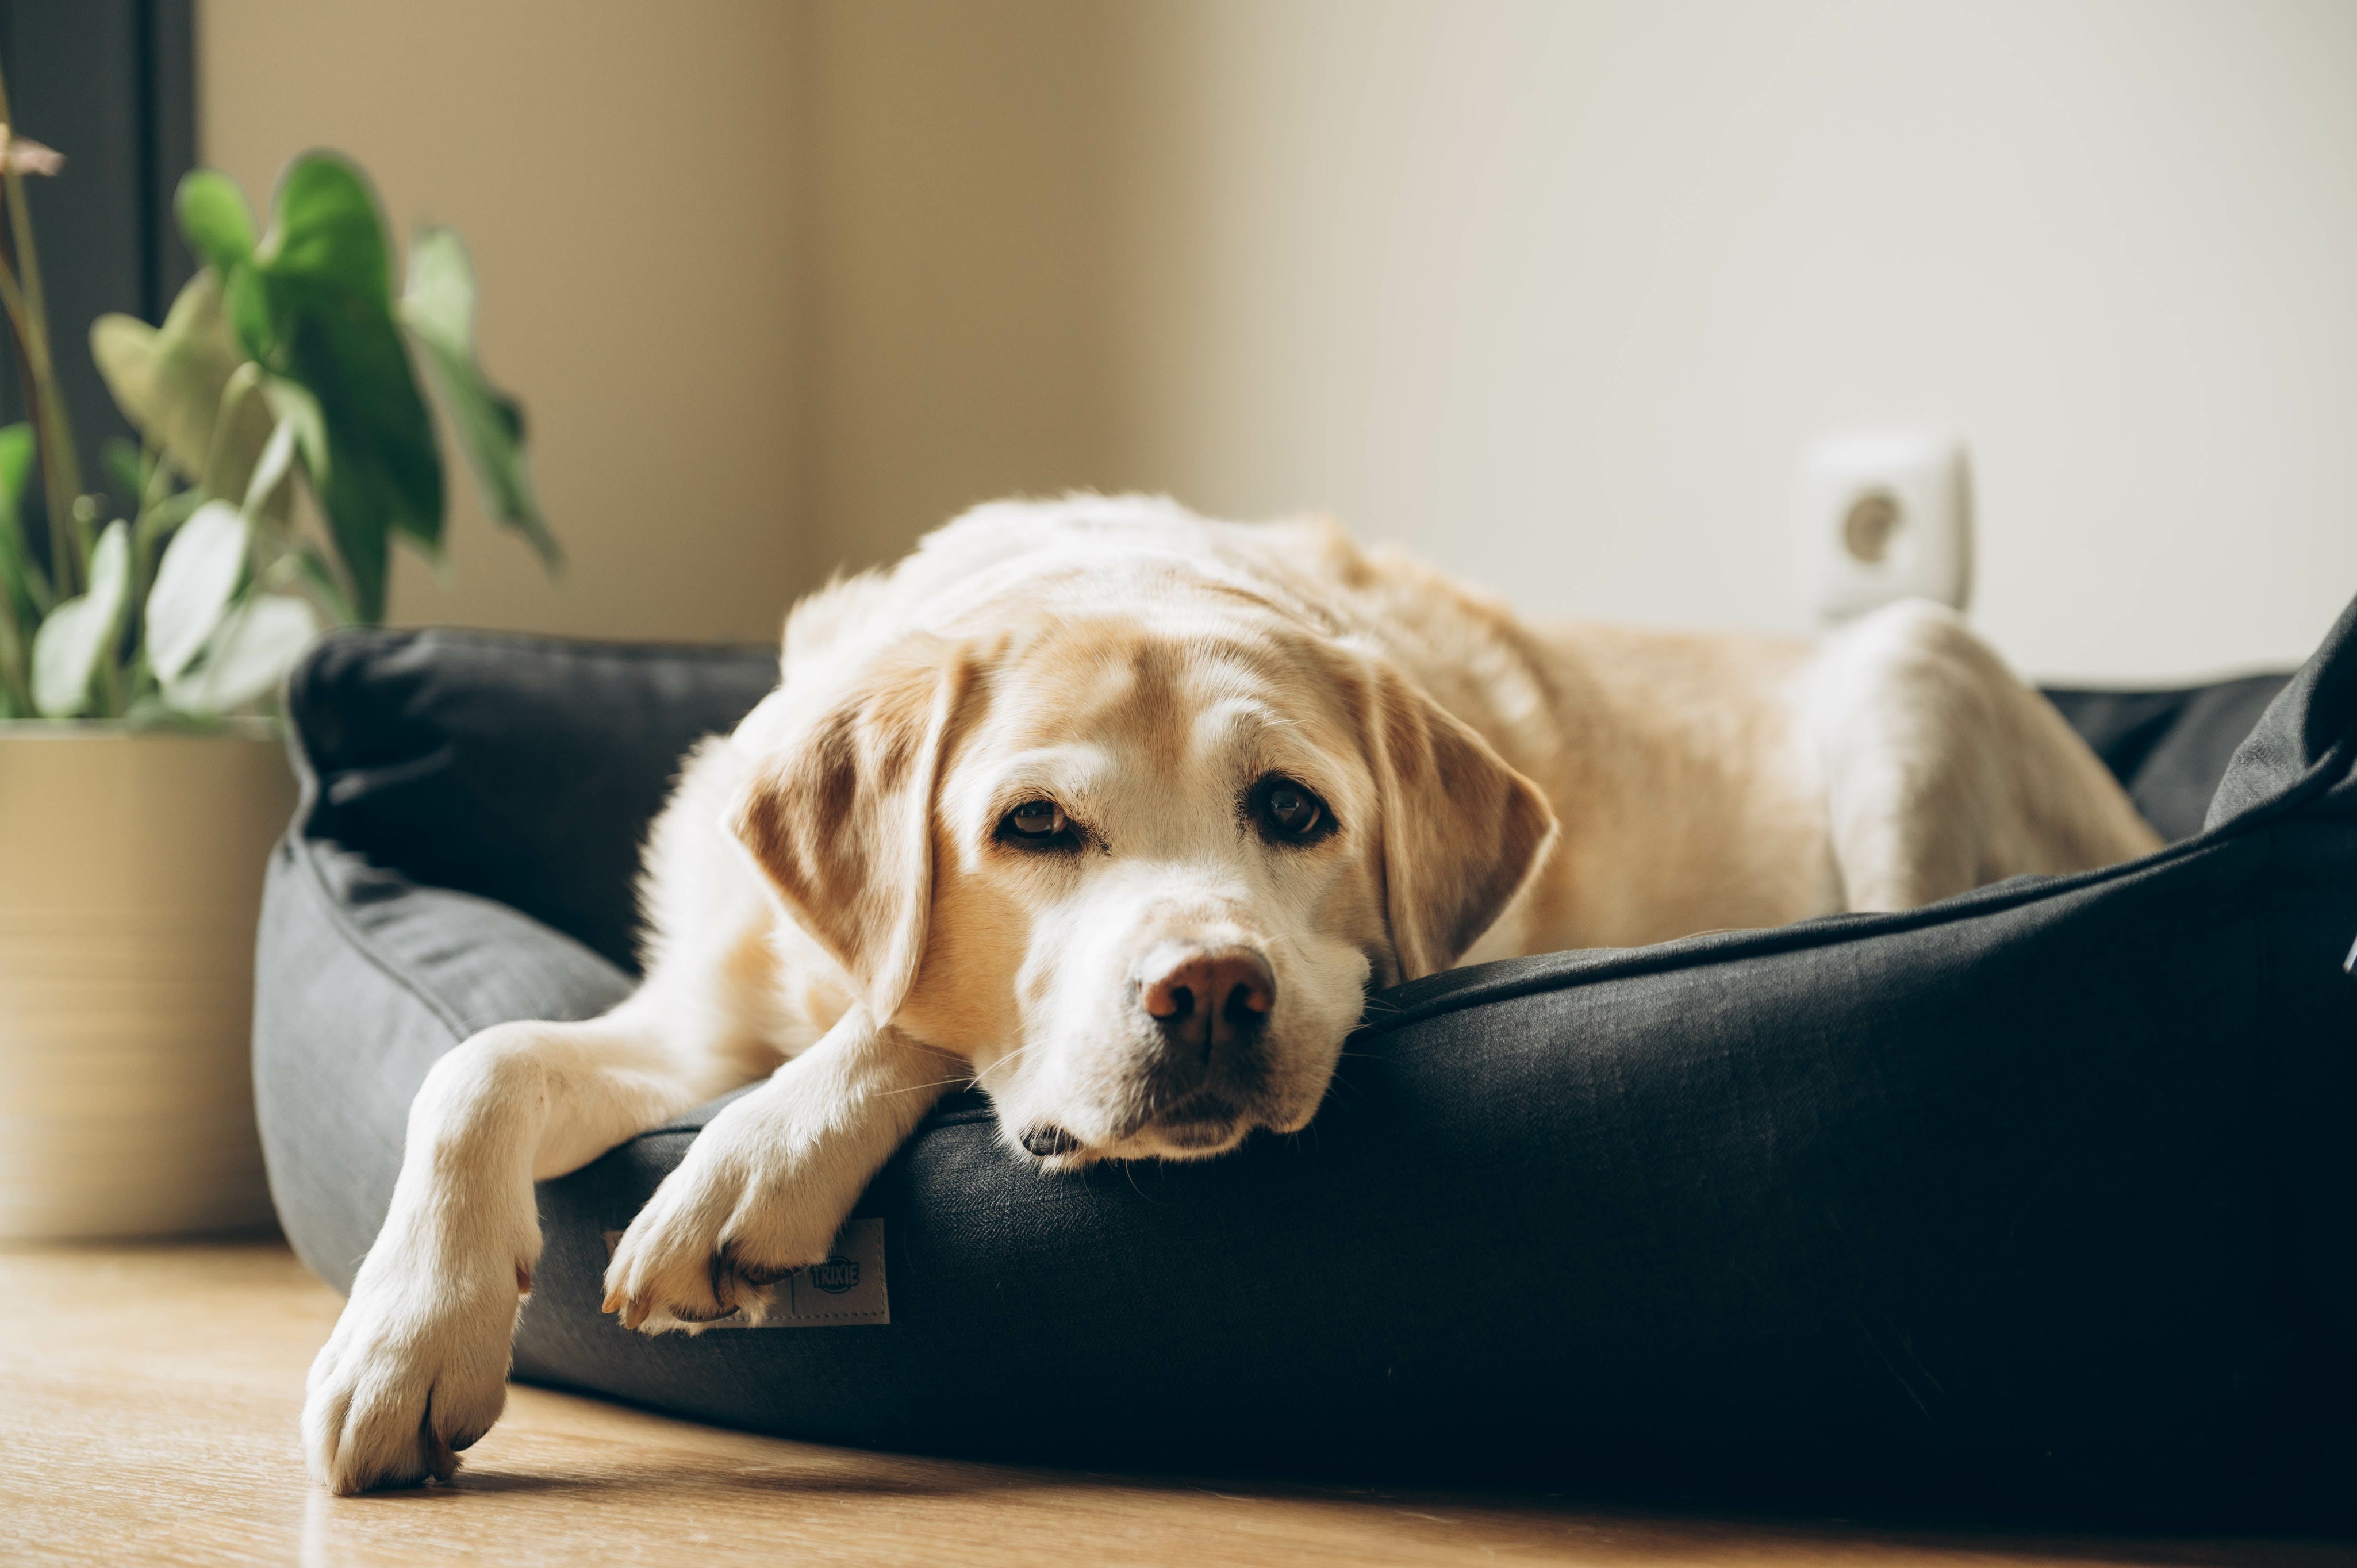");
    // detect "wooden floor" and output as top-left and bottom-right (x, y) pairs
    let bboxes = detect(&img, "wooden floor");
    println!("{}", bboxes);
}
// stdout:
(1, 1241), (2346, 1567)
